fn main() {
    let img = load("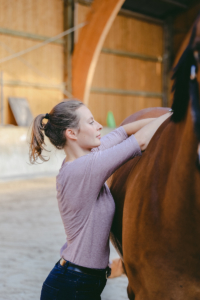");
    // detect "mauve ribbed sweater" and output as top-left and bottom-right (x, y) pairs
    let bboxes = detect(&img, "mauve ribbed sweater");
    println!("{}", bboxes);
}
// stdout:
(56, 126), (142, 269)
